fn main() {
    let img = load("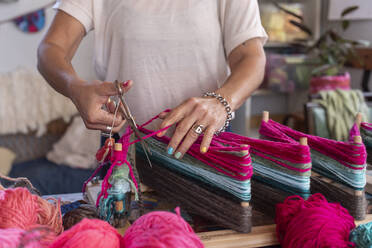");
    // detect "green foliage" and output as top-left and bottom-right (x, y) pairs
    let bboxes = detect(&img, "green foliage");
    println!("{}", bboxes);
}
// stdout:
(275, 4), (360, 77)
